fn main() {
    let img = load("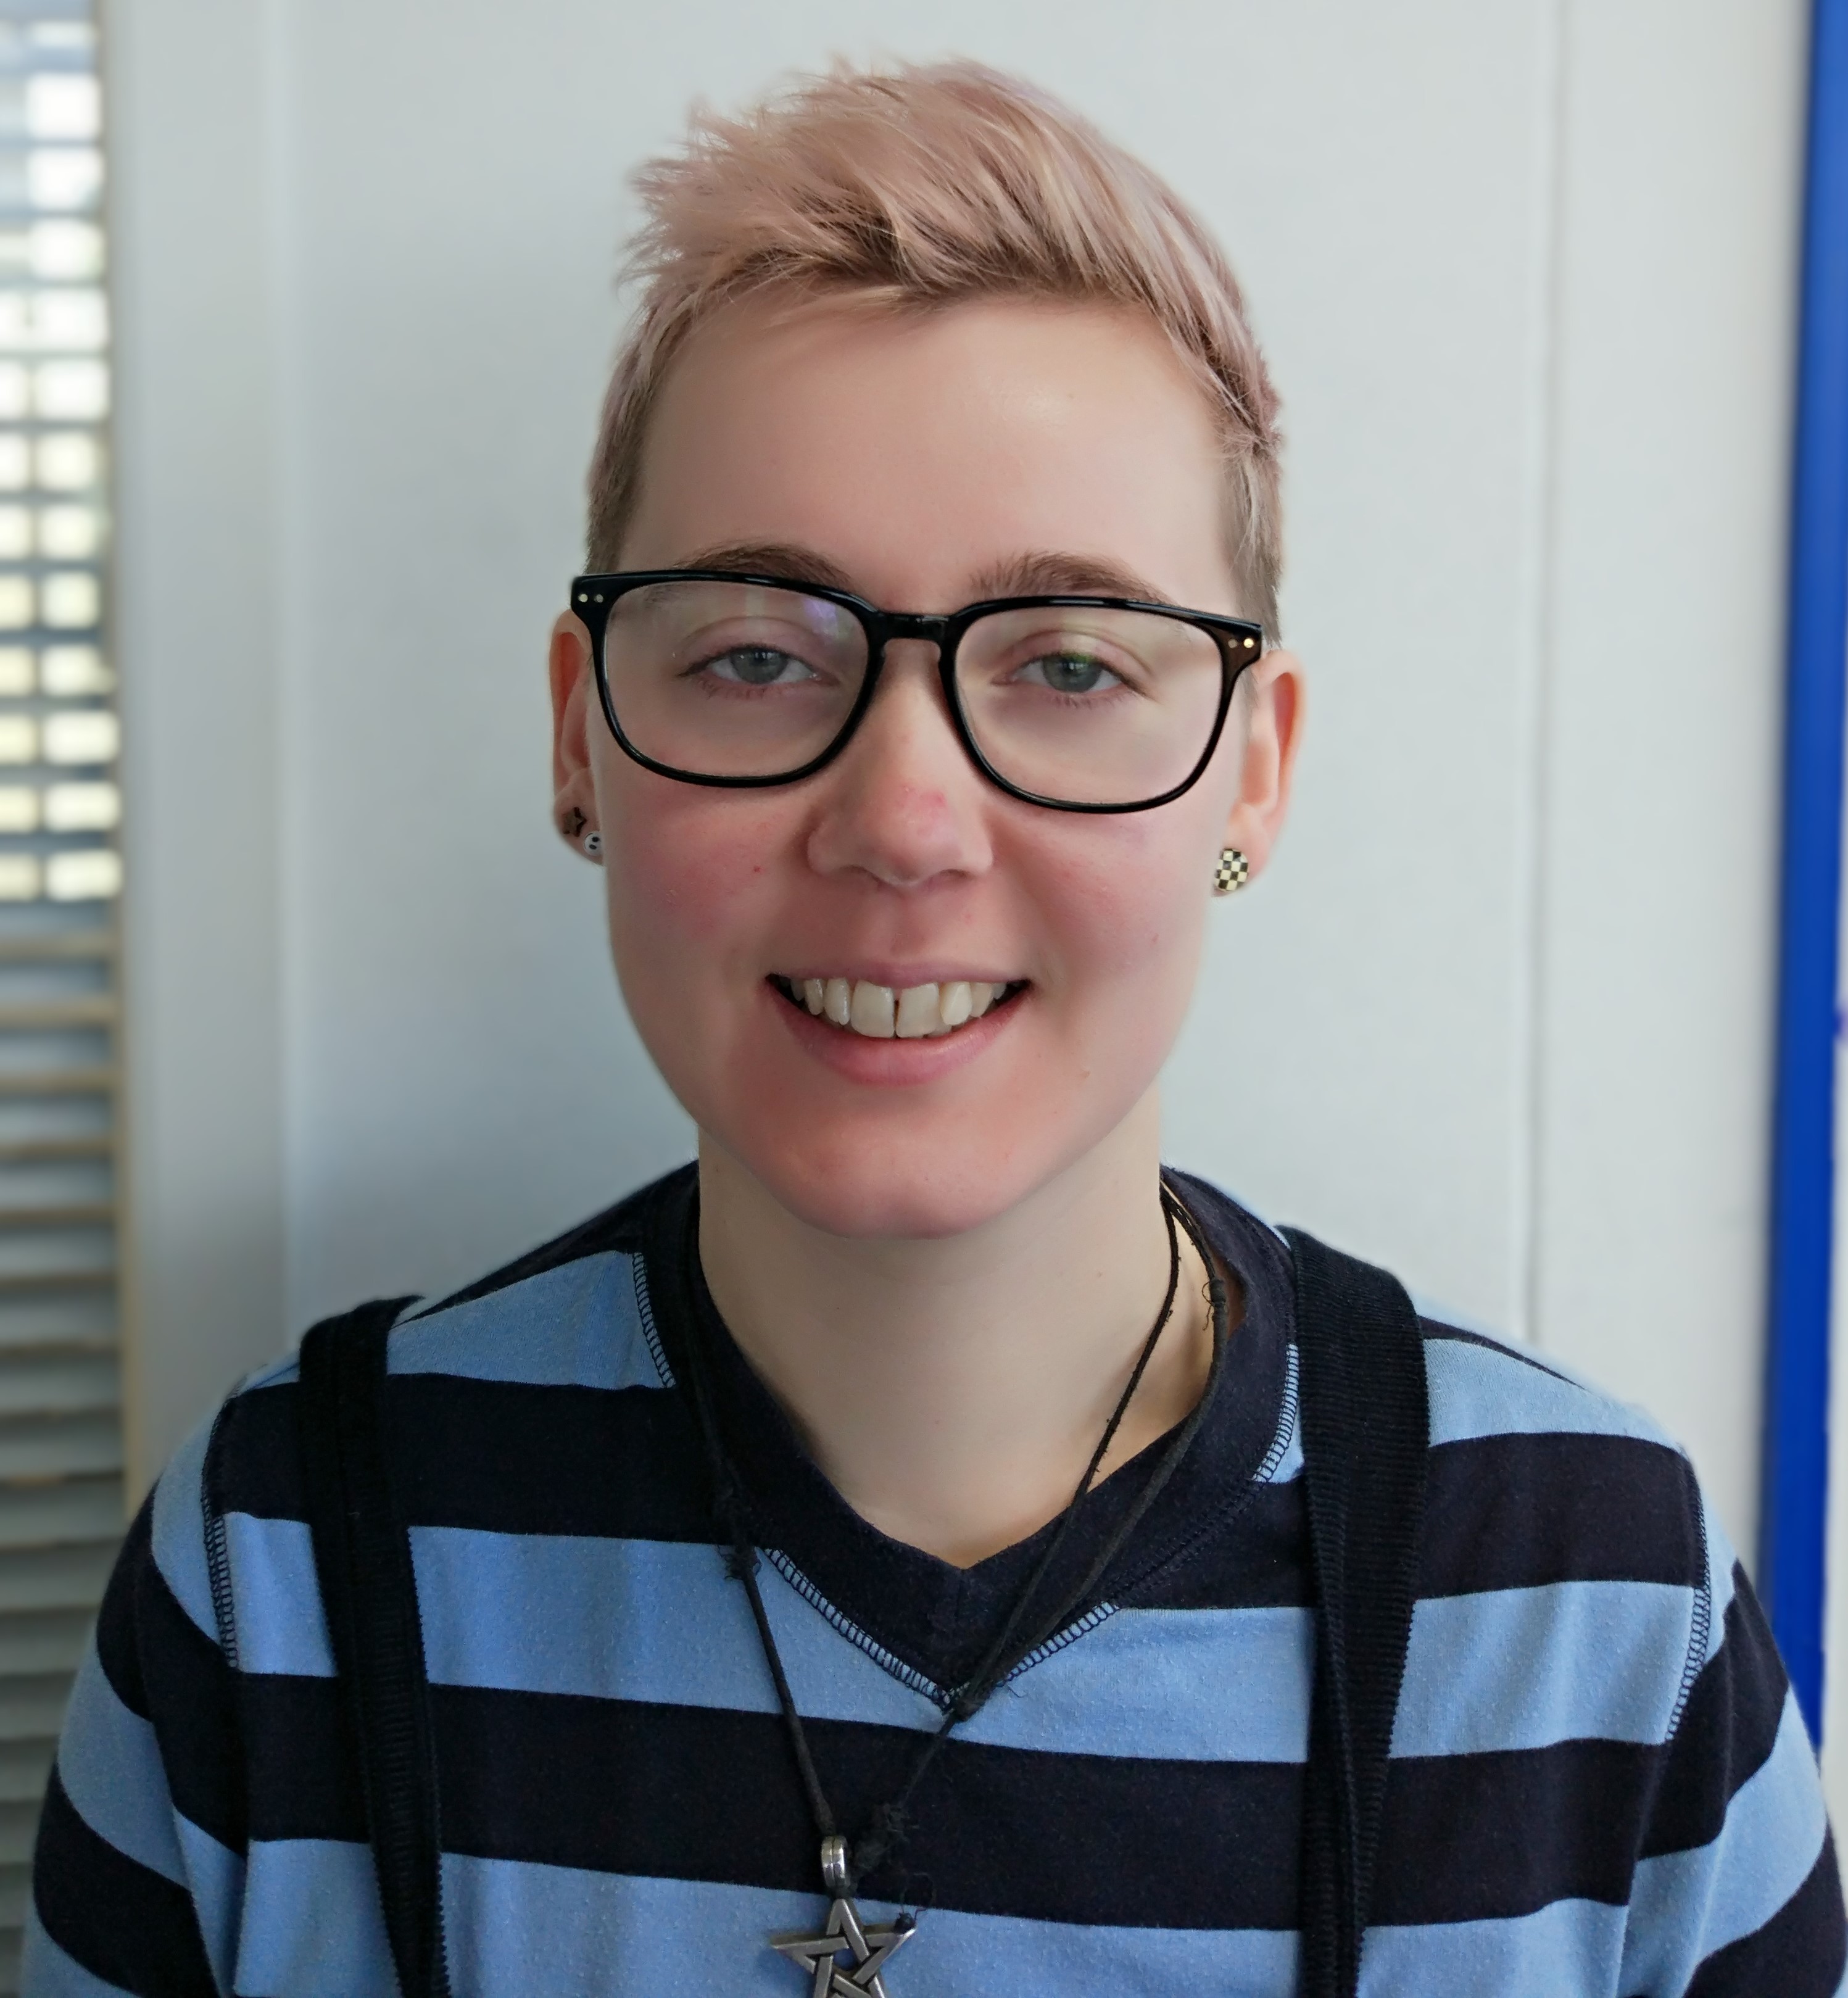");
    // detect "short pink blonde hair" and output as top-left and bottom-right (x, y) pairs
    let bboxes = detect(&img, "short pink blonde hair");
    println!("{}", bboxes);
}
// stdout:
(588, 60), (1283, 632)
